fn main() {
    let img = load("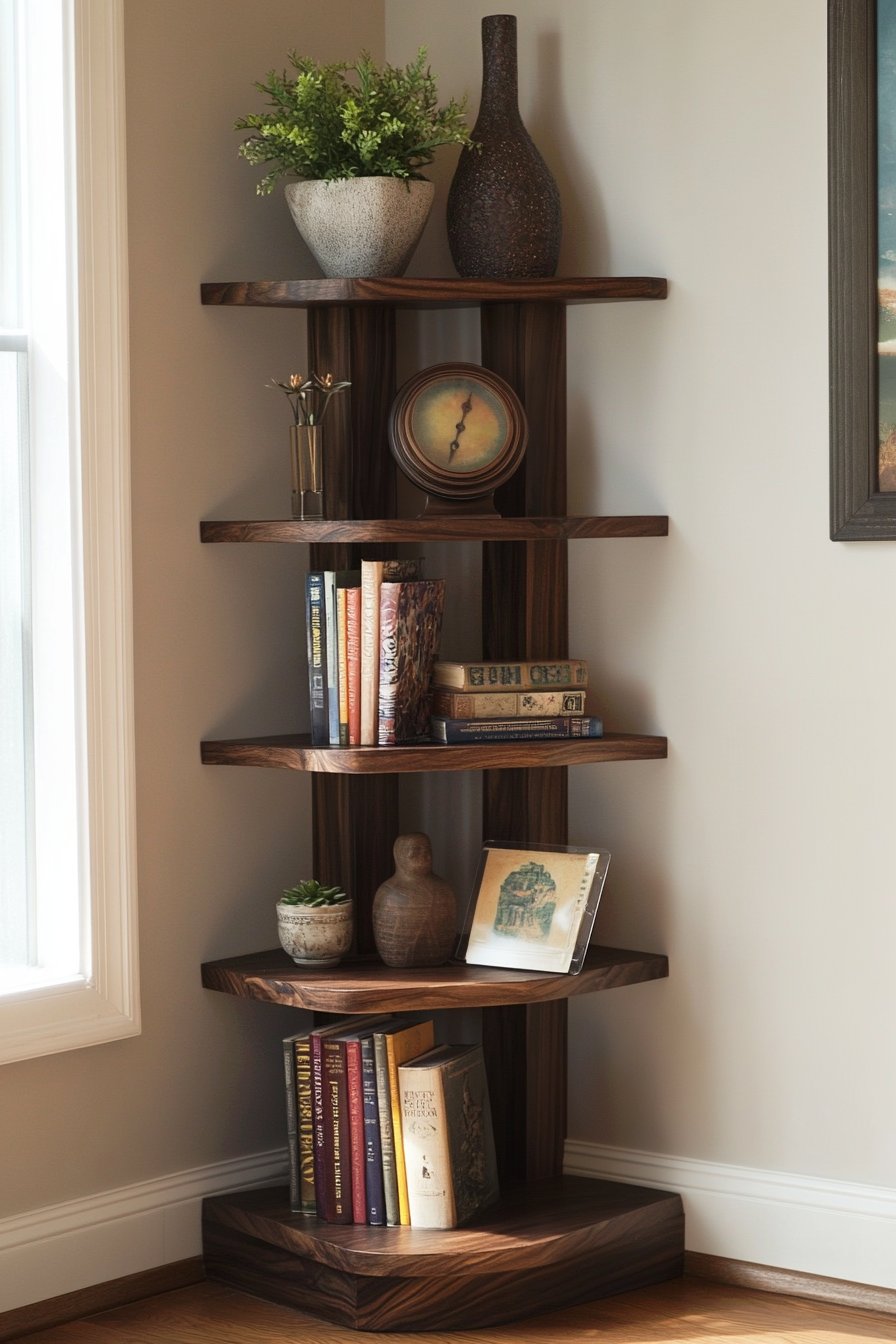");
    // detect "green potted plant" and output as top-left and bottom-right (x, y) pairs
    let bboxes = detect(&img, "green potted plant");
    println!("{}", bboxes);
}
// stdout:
(276, 880), (353, 968)
(235, 48), (473, 277)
